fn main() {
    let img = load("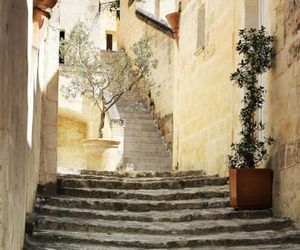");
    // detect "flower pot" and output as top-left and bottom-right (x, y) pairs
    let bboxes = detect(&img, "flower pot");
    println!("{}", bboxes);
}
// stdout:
(166, 12), (180, 46)
(36, 0), (58, 9)
(229, 168), (273, 209)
